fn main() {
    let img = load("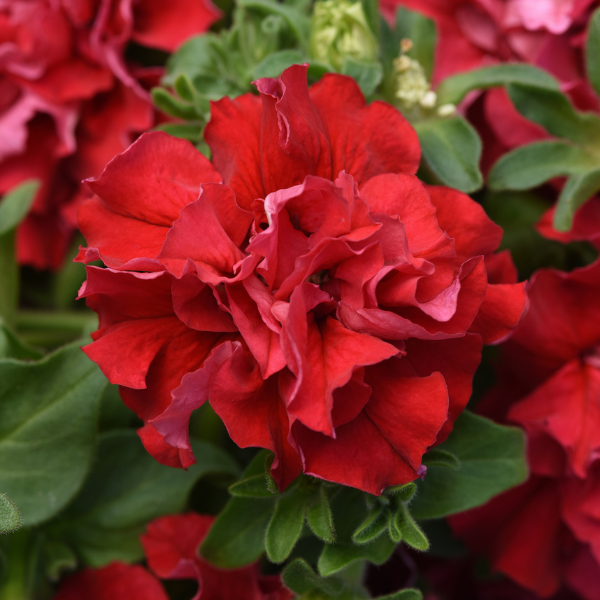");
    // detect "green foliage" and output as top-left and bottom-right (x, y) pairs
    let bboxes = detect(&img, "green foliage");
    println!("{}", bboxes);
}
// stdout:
(482, 190), (598, 278)
(422, 449), (460, 470)
(307, 485), (336, 543)
(266, 487), (312, 562)
(0, 319), (42, 360)
(282, 558), (345, 596)
(0, 344), (105, 527)
(410, 411), (528, 520)
(45, 431), (238, 566)
(554, 168), (600, 231)
(507, 83), (600, 145)
(489, 141), (597, 191)
(0, 181), (39, 325)
(587, 8), (600, 98)
(0, 494), (20, 533)
(341, 57), (383, 96)
(415, 116), (483, 193)
(393, 7), (436, 79)
(435, 64), (559, 106)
